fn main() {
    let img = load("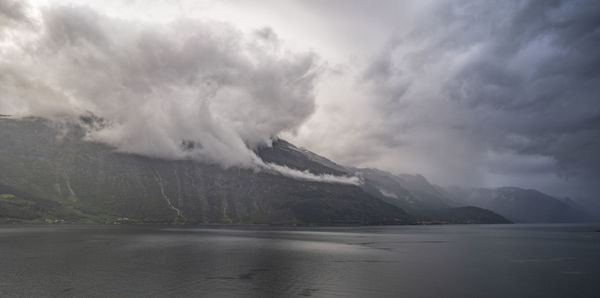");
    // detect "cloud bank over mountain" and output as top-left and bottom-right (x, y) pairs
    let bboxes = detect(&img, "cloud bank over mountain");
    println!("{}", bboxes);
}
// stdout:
(0, 2), (320, 170)
(1, 0), (599, 197)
